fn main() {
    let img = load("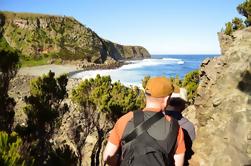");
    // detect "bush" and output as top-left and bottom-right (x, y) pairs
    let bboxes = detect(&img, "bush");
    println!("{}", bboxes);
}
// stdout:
(71, 74), (145, 121)
(47, 145), (78, 166)
(17, 71), (69, 165)
(182, 70), (200, 103)
(237, 0), (251, 26)
(141, 75), (150, 89)
(224, 22), (234, 35)
(223, 0), (251, 35)
(0, 131), (27, 166)
(232, 17), (245, 30)
(0, 46), (20, 132)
